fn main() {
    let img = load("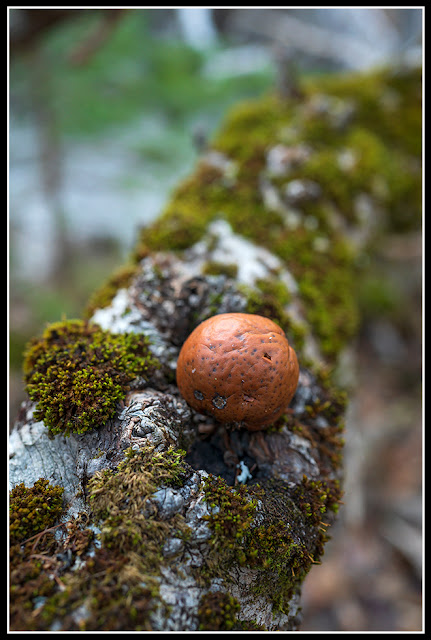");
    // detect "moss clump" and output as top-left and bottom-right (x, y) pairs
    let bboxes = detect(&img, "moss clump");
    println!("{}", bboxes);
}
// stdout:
(246, 522), (310, 612)
(10, 531), (64, 631)
(41, 549), (156, 632)
(302, 66), (422, 158)
(210, 95), (292, 162)
(242, 277), (291, 321)
(241, 278), (307, 356)
(23, 319), (159, 436)
(202, 474), (259, 572)
(242, 476), (342, 614)
(88, 446), (190, 556)
(273, 231), (359, 360)
(198, 591), (241, 631)
(202, 260), (239, 279)
(294, 475), (343, 525)
(9, 478), (64, 545)
(201, 472), (343, 616)
(9, 489), (95, 631)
